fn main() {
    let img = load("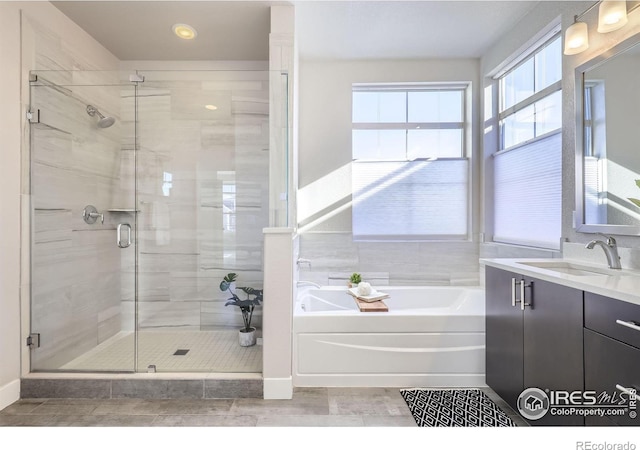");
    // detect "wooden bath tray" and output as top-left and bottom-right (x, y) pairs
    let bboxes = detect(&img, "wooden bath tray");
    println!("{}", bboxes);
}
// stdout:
(353, 296), (388, 312)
